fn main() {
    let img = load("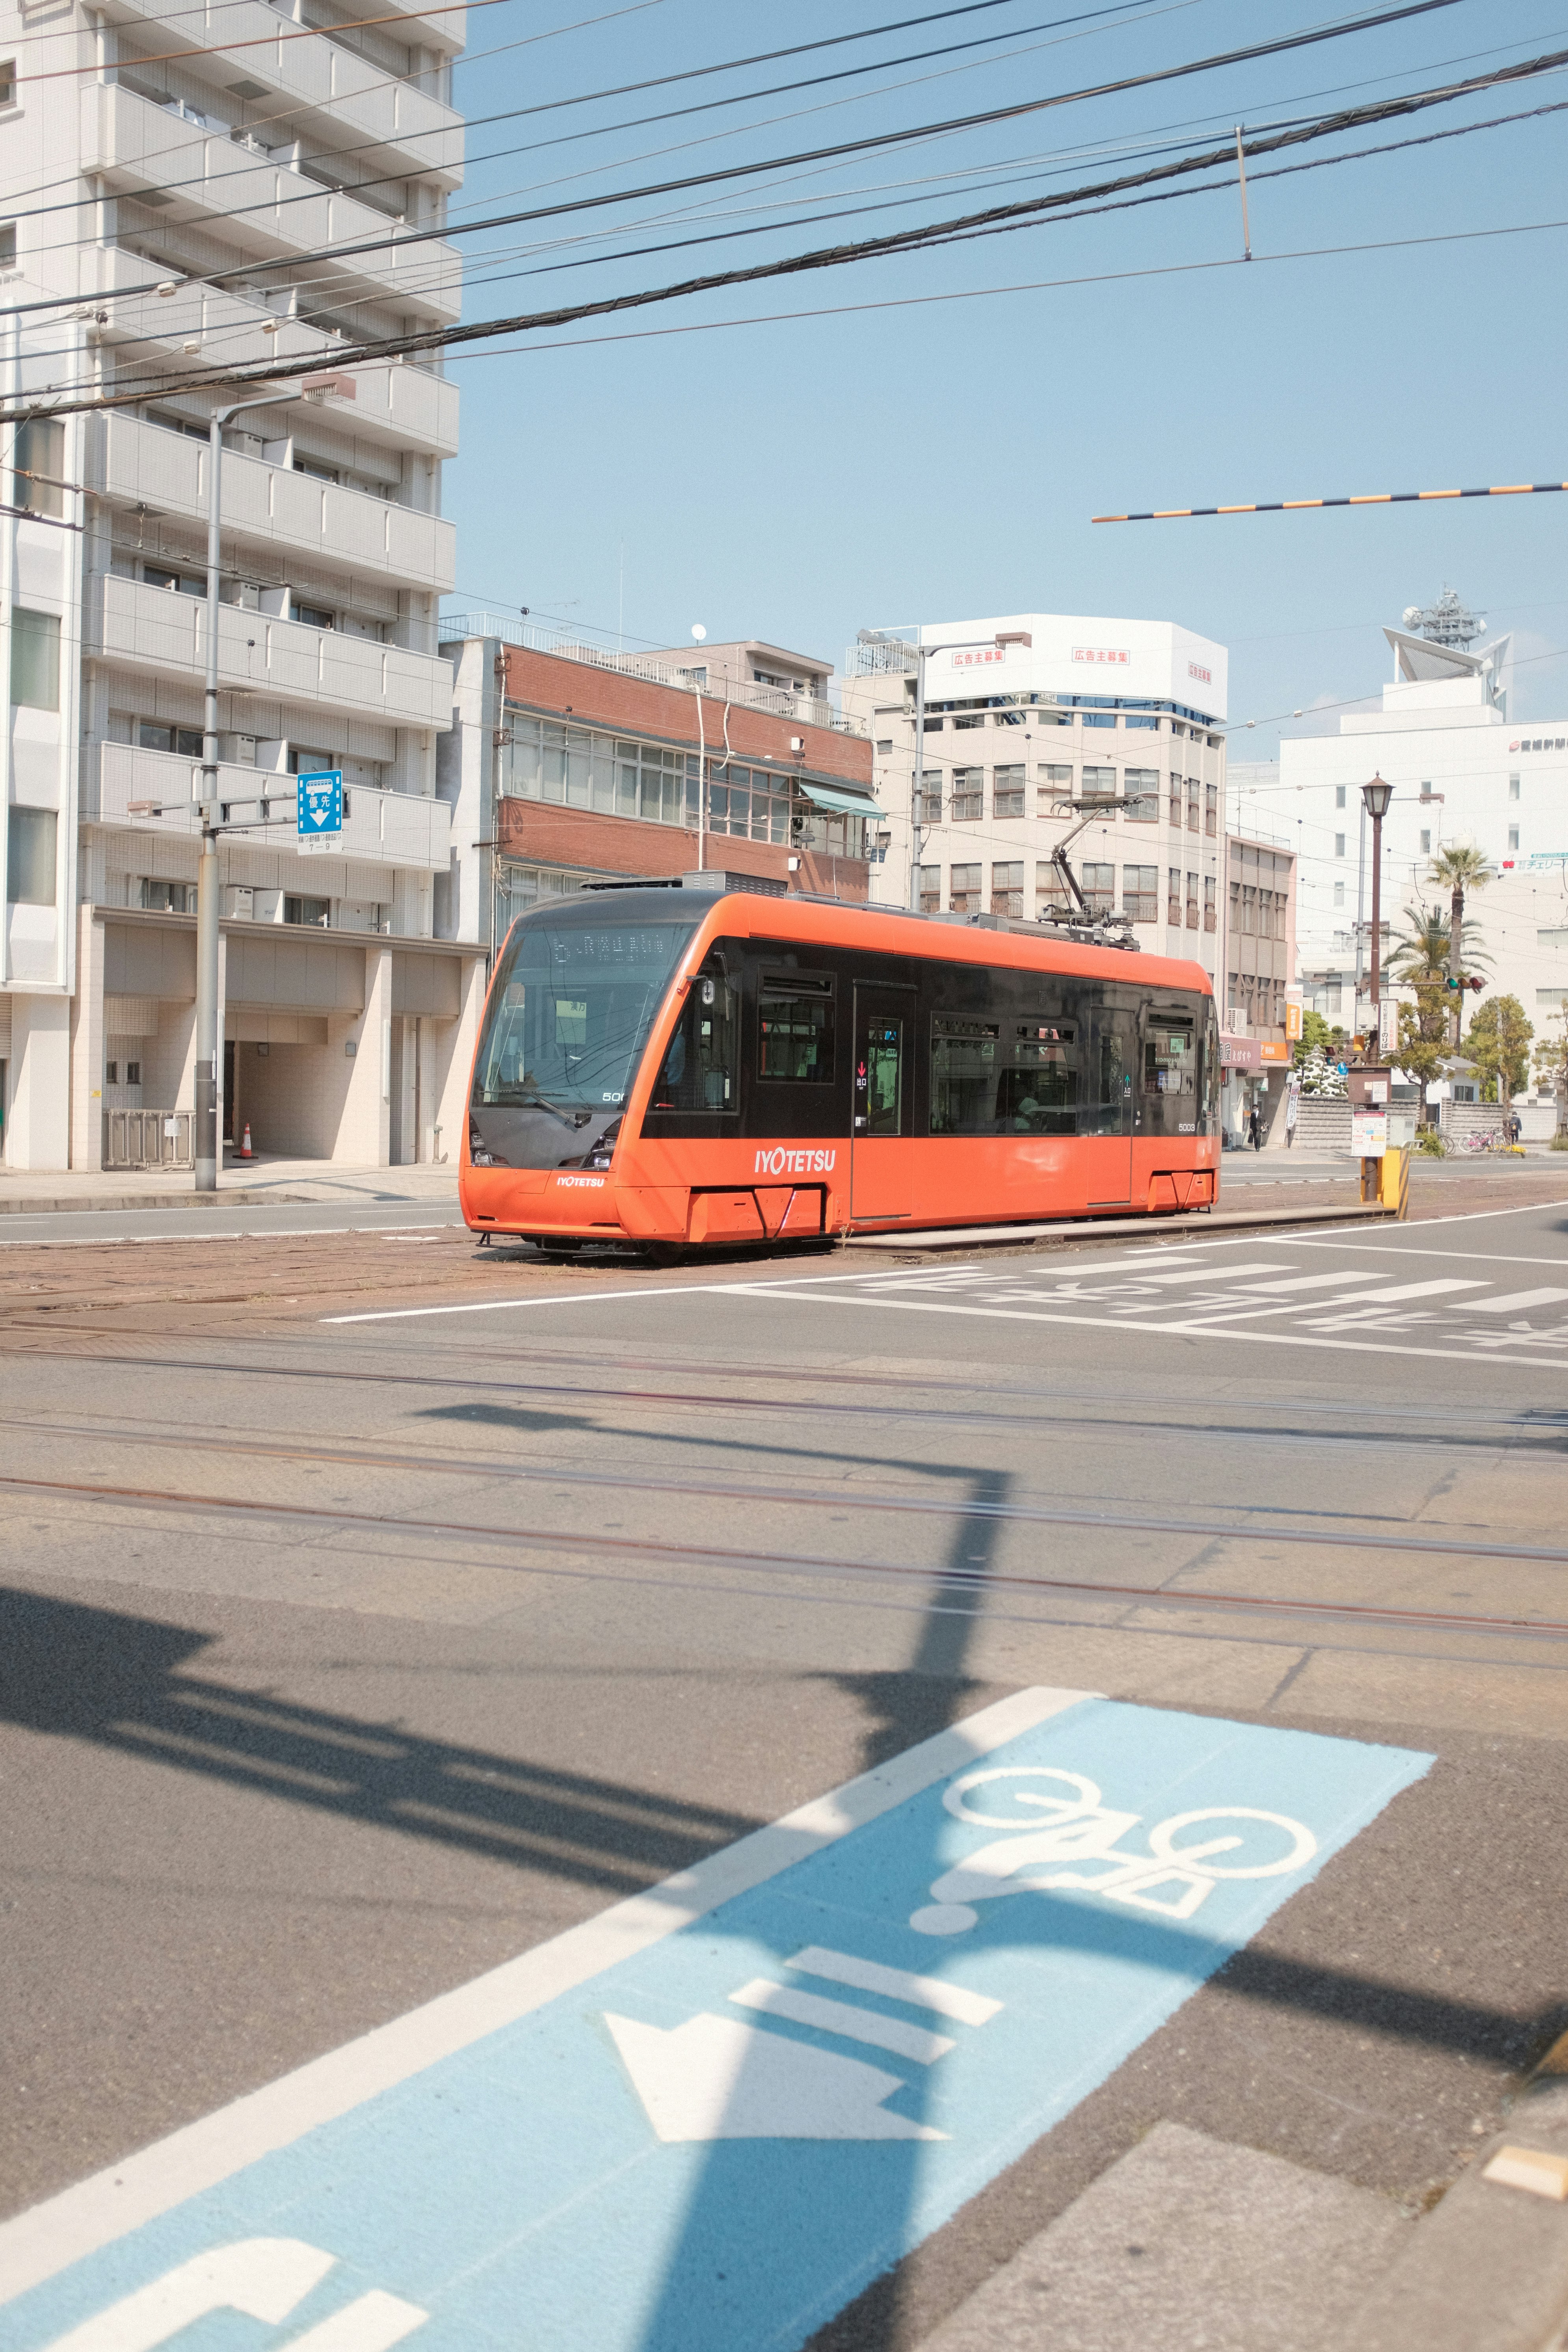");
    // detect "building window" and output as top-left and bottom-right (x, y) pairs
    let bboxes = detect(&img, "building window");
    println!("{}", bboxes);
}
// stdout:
(952, 712), (984, 731)
(14, 418), (63, 519)
(1081, 766), (1116, 800)
(917, 864), (941, 914)
(1168, 866), (1182, 924)
(1204, 875), (1216, 932)
(1509, 826), (1520, 852)
(1186, 871), (1200, 928)
(1083, 711), (1116, 729)
(1204, 780), (1217, 837)
(1123, 766), (1158, 820)
(283, 894), (330, 927)
(916, 770), (942, 824)
(140, 878), (195, 912)
(0, 65), (15, 107)
(991, 860), (1023, 917)
(922, 715), (943, 732)
(142, 562), (205, 597)
(292, 455), (339, 483)
(1419, 829), (1430, 855)
(1081, 862), (1114, 916)
(1509, 776), (1521, 801)
(1334, 879), (1345, 907)
(1124, 713), (1158, 731)
(141, 720), (204, 757)
(992, 765), (1024, 818)
(1186, 779), (1200, 833)
(1036, 860), (1069, 913)
(7, 805), (57, 902)
(1335, 785), (1347, 808)
(289, 598), (336, 630)
(10, 608), (60, 709)
(105, 1061), (117, 1084)
(0, 222), (15, 268)
(125, 1060), (141, 1086)
(1036, 762), (1072, 809)
(949, 862), (981, 913)
(1168, 776), (1182, 826)
(1334, 832), (1346, 857)
(950, 768), (982, 821)
(875, 738), (893, 756)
